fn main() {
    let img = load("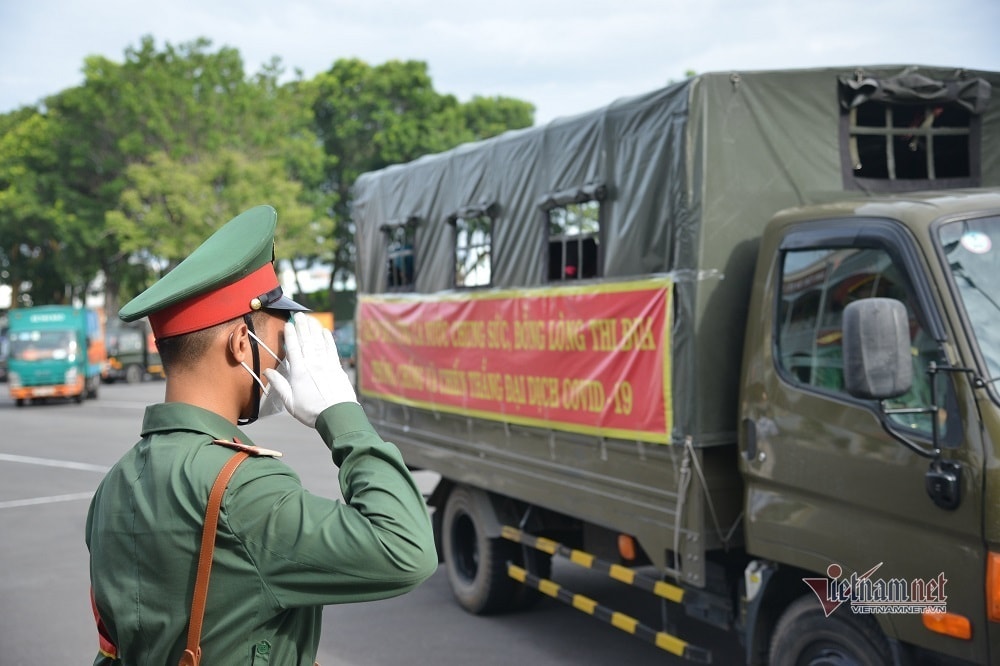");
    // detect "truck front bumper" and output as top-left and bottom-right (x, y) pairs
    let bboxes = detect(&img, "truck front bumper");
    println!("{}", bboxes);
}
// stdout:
(10, 377), (85, 400)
